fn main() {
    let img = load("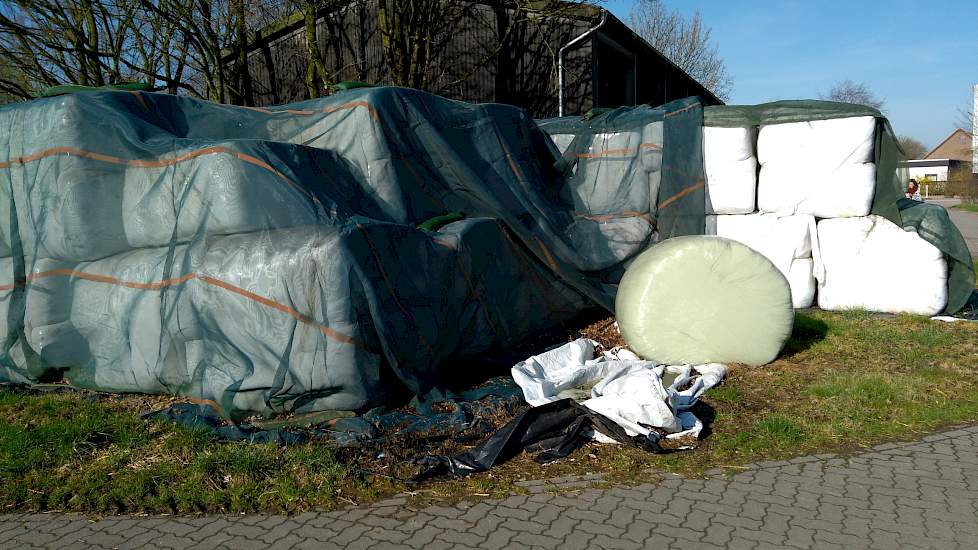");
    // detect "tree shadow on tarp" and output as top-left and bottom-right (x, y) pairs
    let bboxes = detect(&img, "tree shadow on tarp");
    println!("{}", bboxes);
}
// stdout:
(779, 311), (829, 358)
